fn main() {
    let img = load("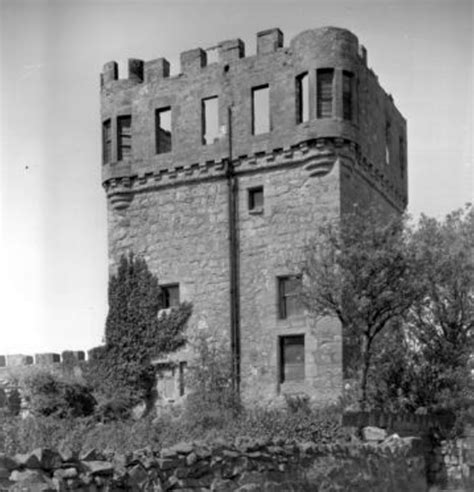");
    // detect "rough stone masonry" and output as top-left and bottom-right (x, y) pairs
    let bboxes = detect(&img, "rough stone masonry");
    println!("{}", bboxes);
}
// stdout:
(100, 26), (407, 406)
